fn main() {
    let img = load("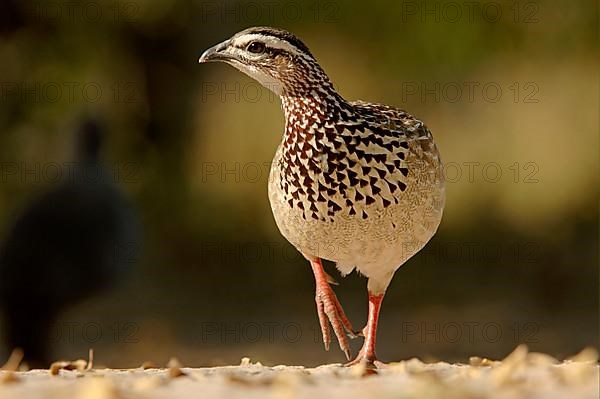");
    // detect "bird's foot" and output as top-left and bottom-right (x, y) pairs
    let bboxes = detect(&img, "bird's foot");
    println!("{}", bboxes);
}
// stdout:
(314, 281), (358, 360)
(345, 350), (387, 369)
(345, 292), (386, 369)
